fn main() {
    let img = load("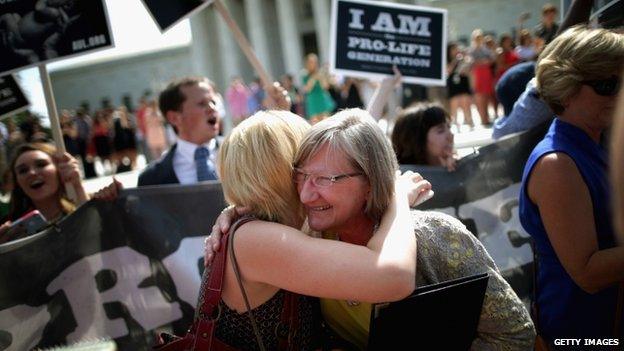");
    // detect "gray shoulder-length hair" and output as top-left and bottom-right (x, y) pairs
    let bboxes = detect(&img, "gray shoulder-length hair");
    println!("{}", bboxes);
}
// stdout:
(294, 108), (398, 222)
